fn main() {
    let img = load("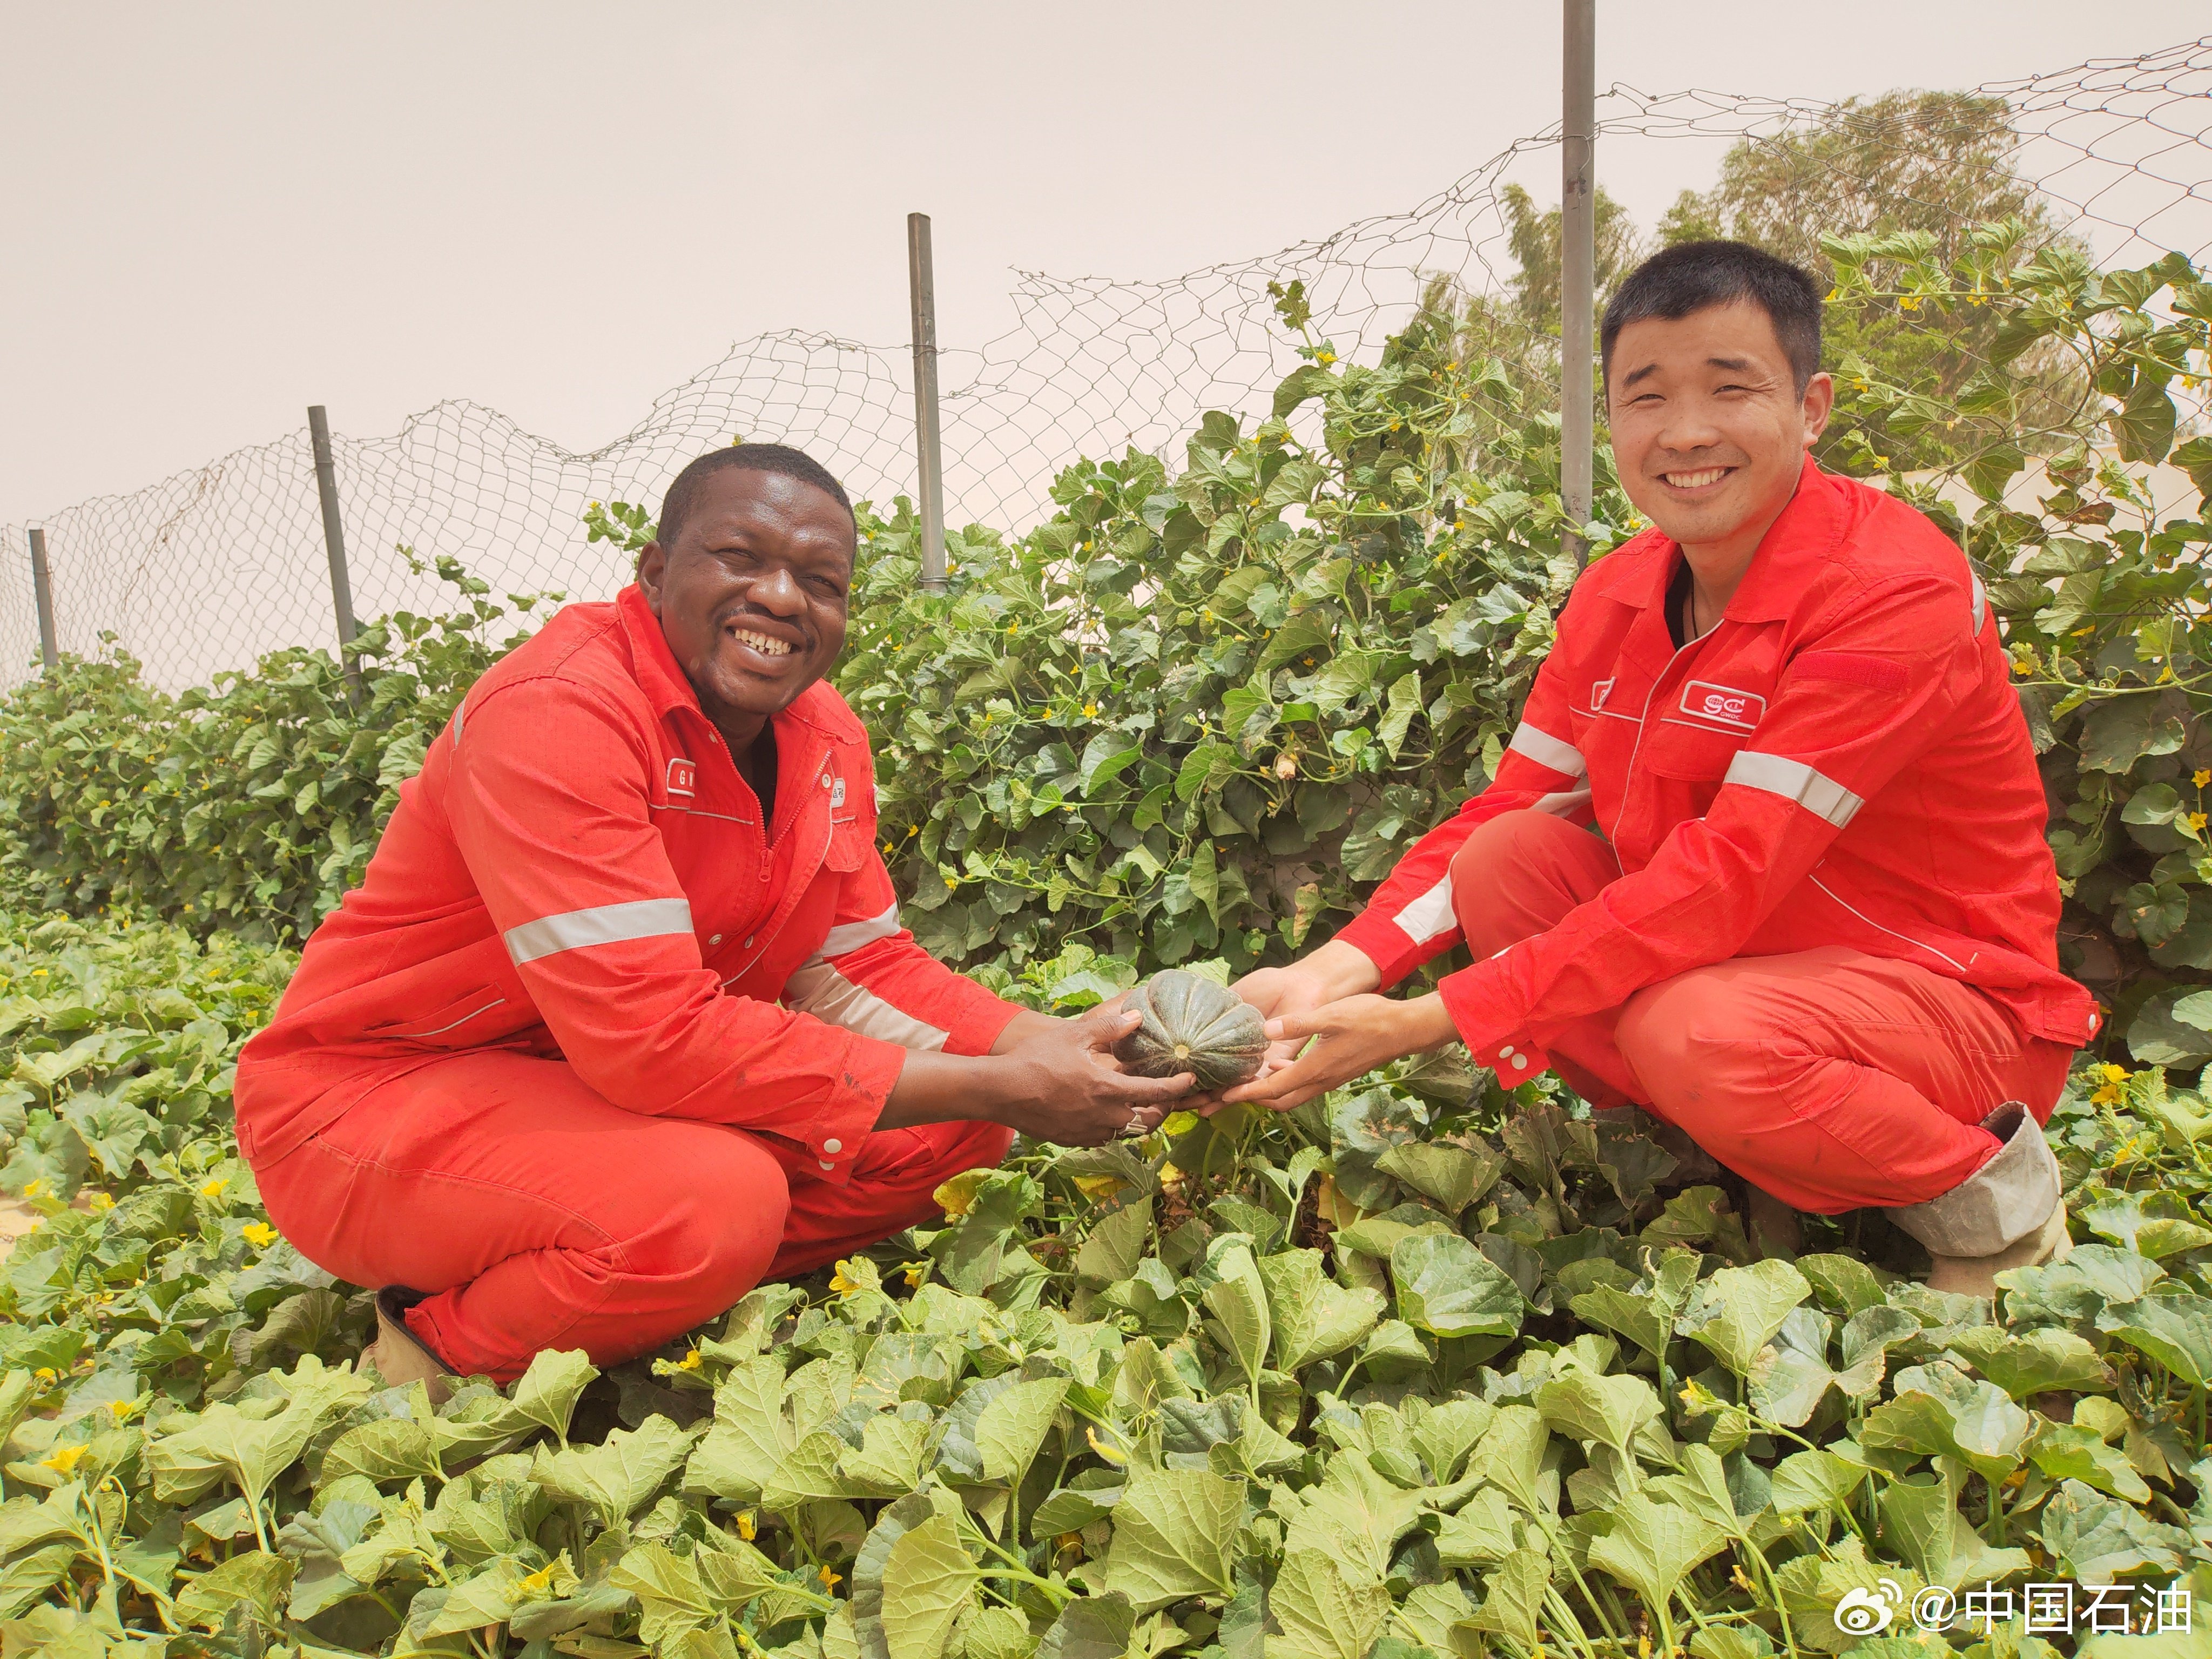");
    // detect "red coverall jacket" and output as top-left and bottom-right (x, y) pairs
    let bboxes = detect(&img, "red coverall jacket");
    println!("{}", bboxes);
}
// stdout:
(236, 583), (1023, 1180)
(1333, 458), (2099, 1083)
